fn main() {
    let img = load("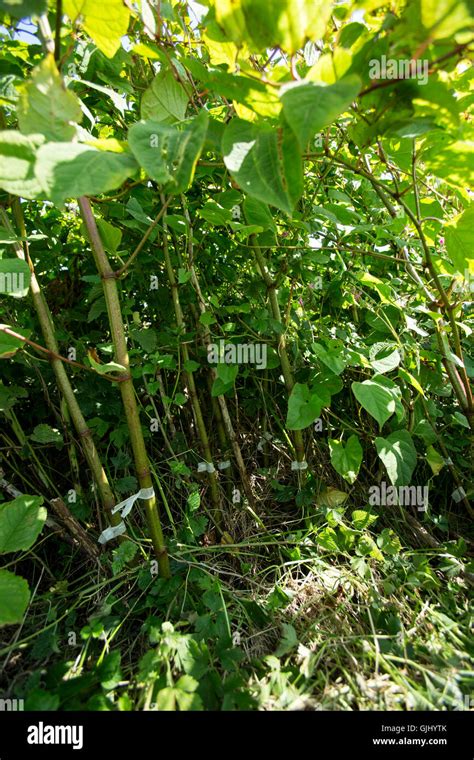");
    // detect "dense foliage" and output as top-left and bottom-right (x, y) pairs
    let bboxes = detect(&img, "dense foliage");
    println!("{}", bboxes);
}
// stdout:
(0, 0), (473, 711)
